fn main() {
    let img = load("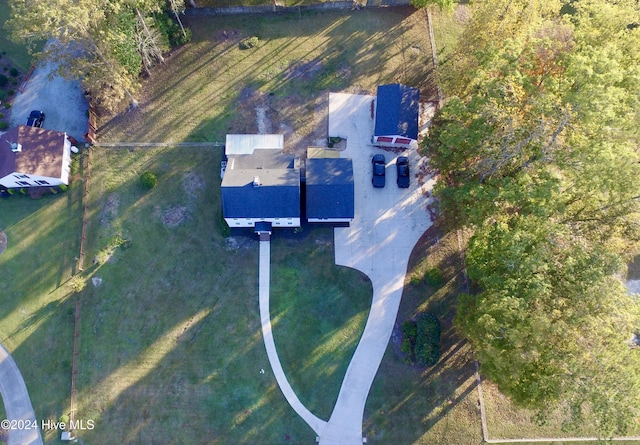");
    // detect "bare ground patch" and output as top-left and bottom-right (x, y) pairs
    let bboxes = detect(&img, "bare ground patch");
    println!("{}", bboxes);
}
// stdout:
(100, 194), (120, 227)
(161, 206), (191, 227)
(0, 231), (7, 256)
